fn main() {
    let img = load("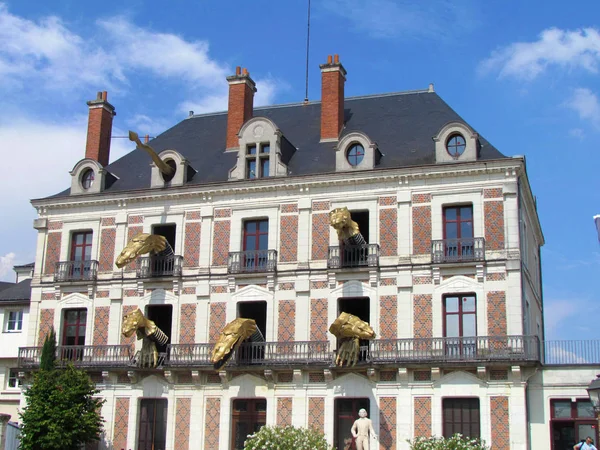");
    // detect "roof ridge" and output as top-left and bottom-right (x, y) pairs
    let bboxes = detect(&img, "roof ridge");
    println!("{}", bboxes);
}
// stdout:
(186, 88), (432, 119)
